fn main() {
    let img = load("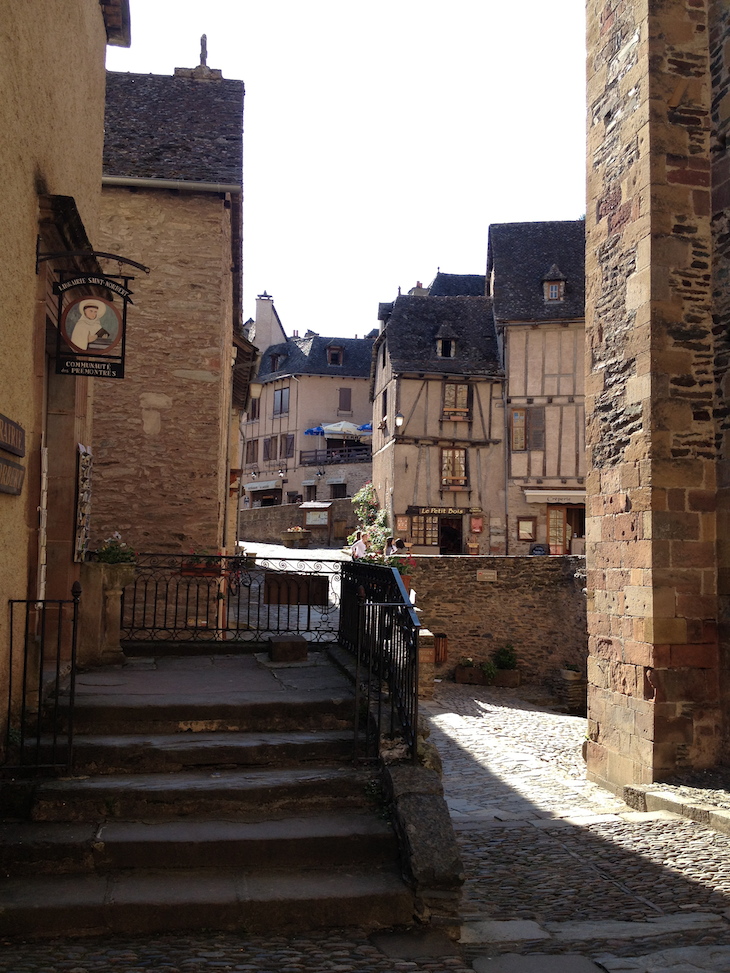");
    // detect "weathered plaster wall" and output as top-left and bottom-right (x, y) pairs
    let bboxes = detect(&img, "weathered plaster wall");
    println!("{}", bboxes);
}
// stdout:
(238, 497), (358, 545)
(586, 0), (723, 787)
(0, 0), (109, 707)
(94, 188), (235, 554)
(409, 555), (587, 682)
